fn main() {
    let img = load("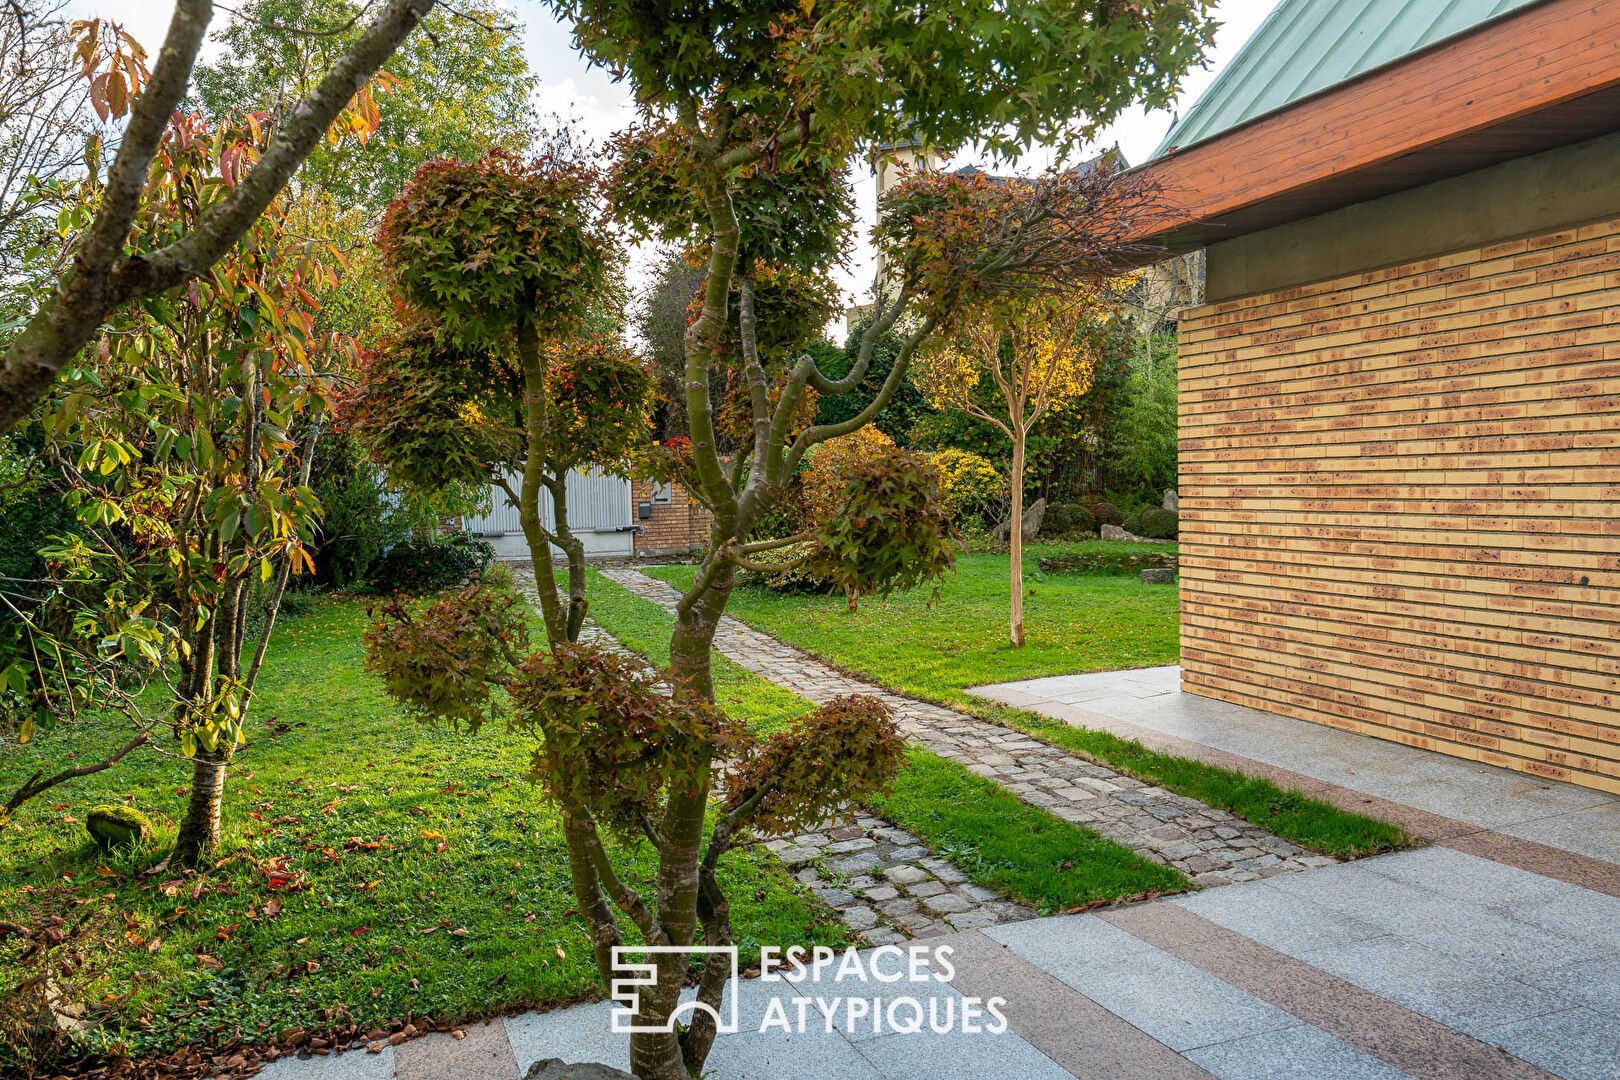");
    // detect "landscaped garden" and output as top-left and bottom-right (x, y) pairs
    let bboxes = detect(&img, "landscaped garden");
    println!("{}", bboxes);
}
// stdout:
(0, 2), (1413, 1077)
